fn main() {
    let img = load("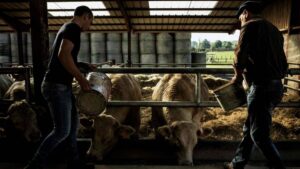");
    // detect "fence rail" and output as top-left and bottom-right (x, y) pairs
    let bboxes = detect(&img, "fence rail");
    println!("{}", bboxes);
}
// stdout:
(1, 67), (300, 106)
